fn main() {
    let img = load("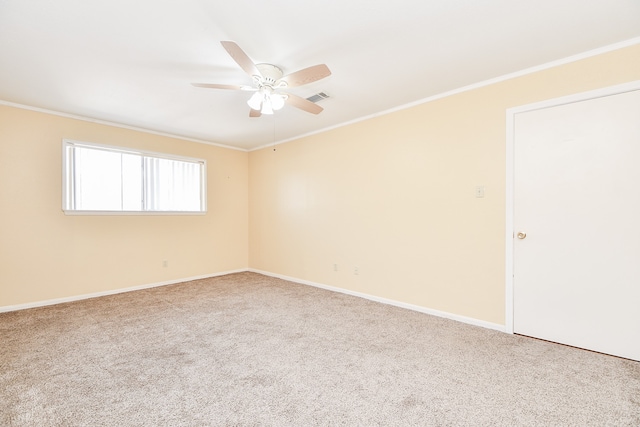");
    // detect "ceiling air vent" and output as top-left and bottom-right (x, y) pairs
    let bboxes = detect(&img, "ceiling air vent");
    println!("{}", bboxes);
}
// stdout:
(306, 92), (330, 103)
